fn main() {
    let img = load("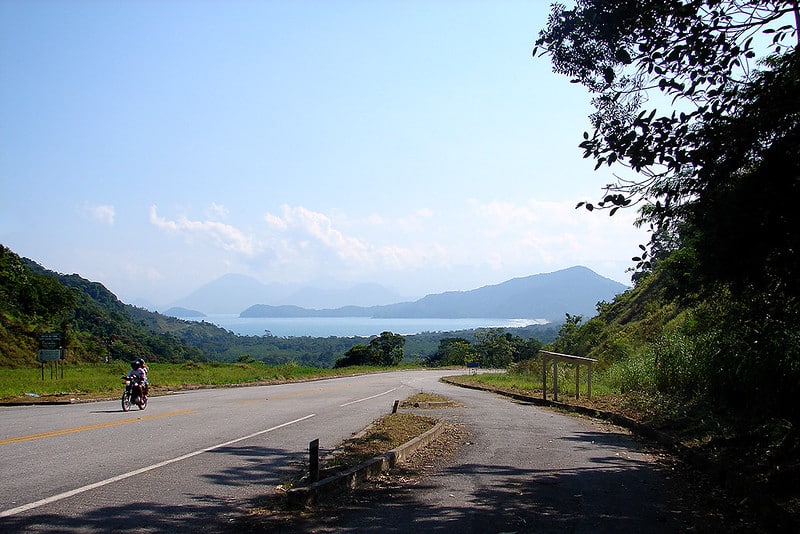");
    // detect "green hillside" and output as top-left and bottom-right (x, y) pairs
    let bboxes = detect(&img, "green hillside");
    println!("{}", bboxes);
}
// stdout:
(0, 244), (206, 367)
(0, 245), (368, 368)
